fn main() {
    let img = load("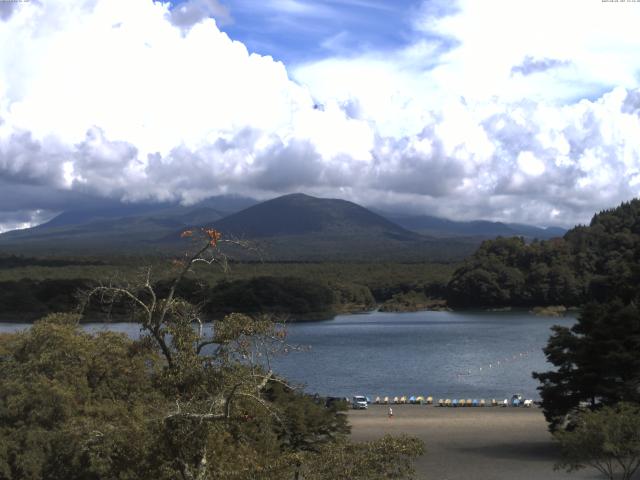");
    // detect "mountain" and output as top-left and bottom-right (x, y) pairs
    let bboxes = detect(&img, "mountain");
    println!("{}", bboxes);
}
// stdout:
(39, 195), (258, 230)
(0, 193), (564, 260)
(384, 214), (566, 240)
(167, 193), (474, 261)
(0, 195), (258, 254)
(211, 193), (418, 239)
